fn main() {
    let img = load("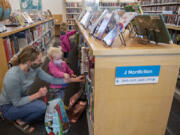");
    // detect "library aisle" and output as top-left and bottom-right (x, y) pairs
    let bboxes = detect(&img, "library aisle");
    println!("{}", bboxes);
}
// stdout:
(0, 0), (180, 135)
